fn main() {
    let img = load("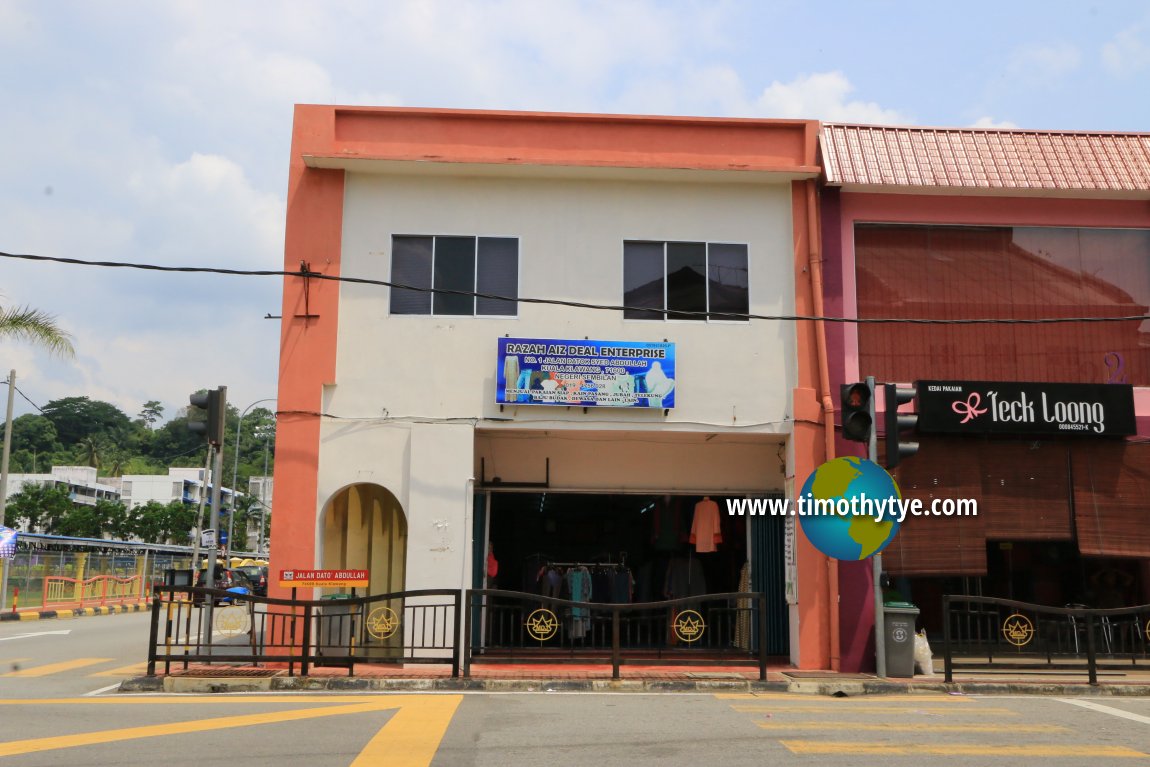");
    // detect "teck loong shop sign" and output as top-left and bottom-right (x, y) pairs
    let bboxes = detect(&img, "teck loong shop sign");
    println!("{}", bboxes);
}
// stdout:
(917, 380), (1136, 437)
